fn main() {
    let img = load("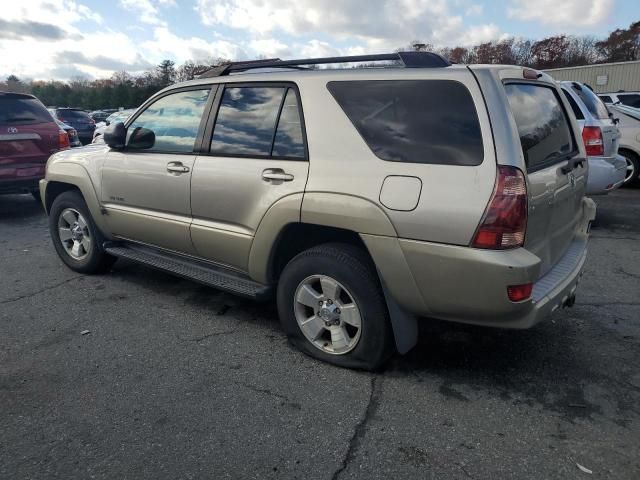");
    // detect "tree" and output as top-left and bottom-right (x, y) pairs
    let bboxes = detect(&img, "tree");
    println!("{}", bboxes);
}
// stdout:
(157, 60), (176, 87)
(531, 35), (571, 69)
(596, 21), (640, 63)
